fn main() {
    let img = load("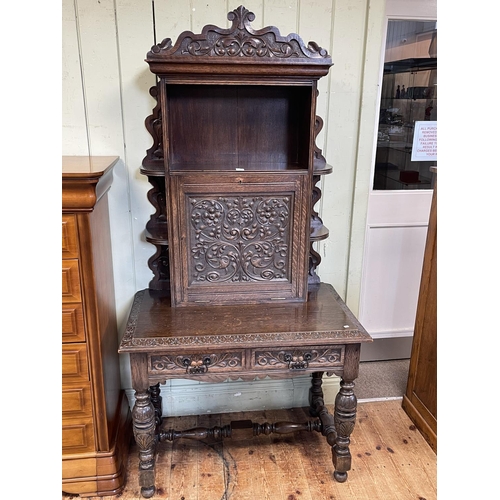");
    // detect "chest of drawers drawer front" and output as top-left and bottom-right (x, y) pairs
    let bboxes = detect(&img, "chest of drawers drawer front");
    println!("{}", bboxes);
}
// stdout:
(149, 351), (244, 376)
(252, 345), (345, 371)
(62, 418), (96, 454)
(62, 304), (86, 343)
(62, 215), (79, 258)
(62, 260), (82, 303)
(63, 344), (90, 383)
(63, 383), (93, 419)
